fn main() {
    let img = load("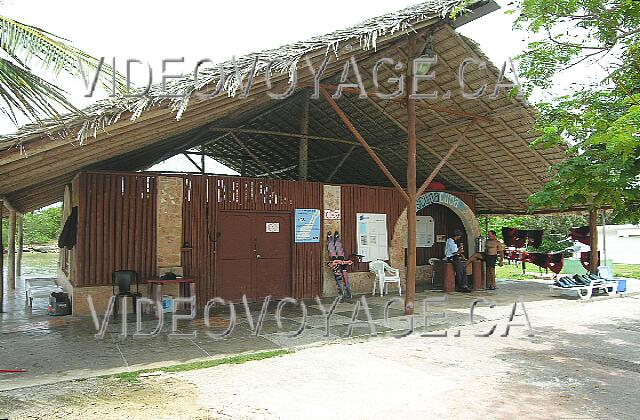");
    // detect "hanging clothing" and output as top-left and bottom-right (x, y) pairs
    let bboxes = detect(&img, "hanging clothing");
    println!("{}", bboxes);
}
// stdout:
(580, 251), (600, 272)
(570, 226), (591, 246)
(501, 227), (544, 249)
(58, 206), (78, 250)
(522, 230), (543, 248)
(502, 227), (526, 248)
(526, 252), (565, 274)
